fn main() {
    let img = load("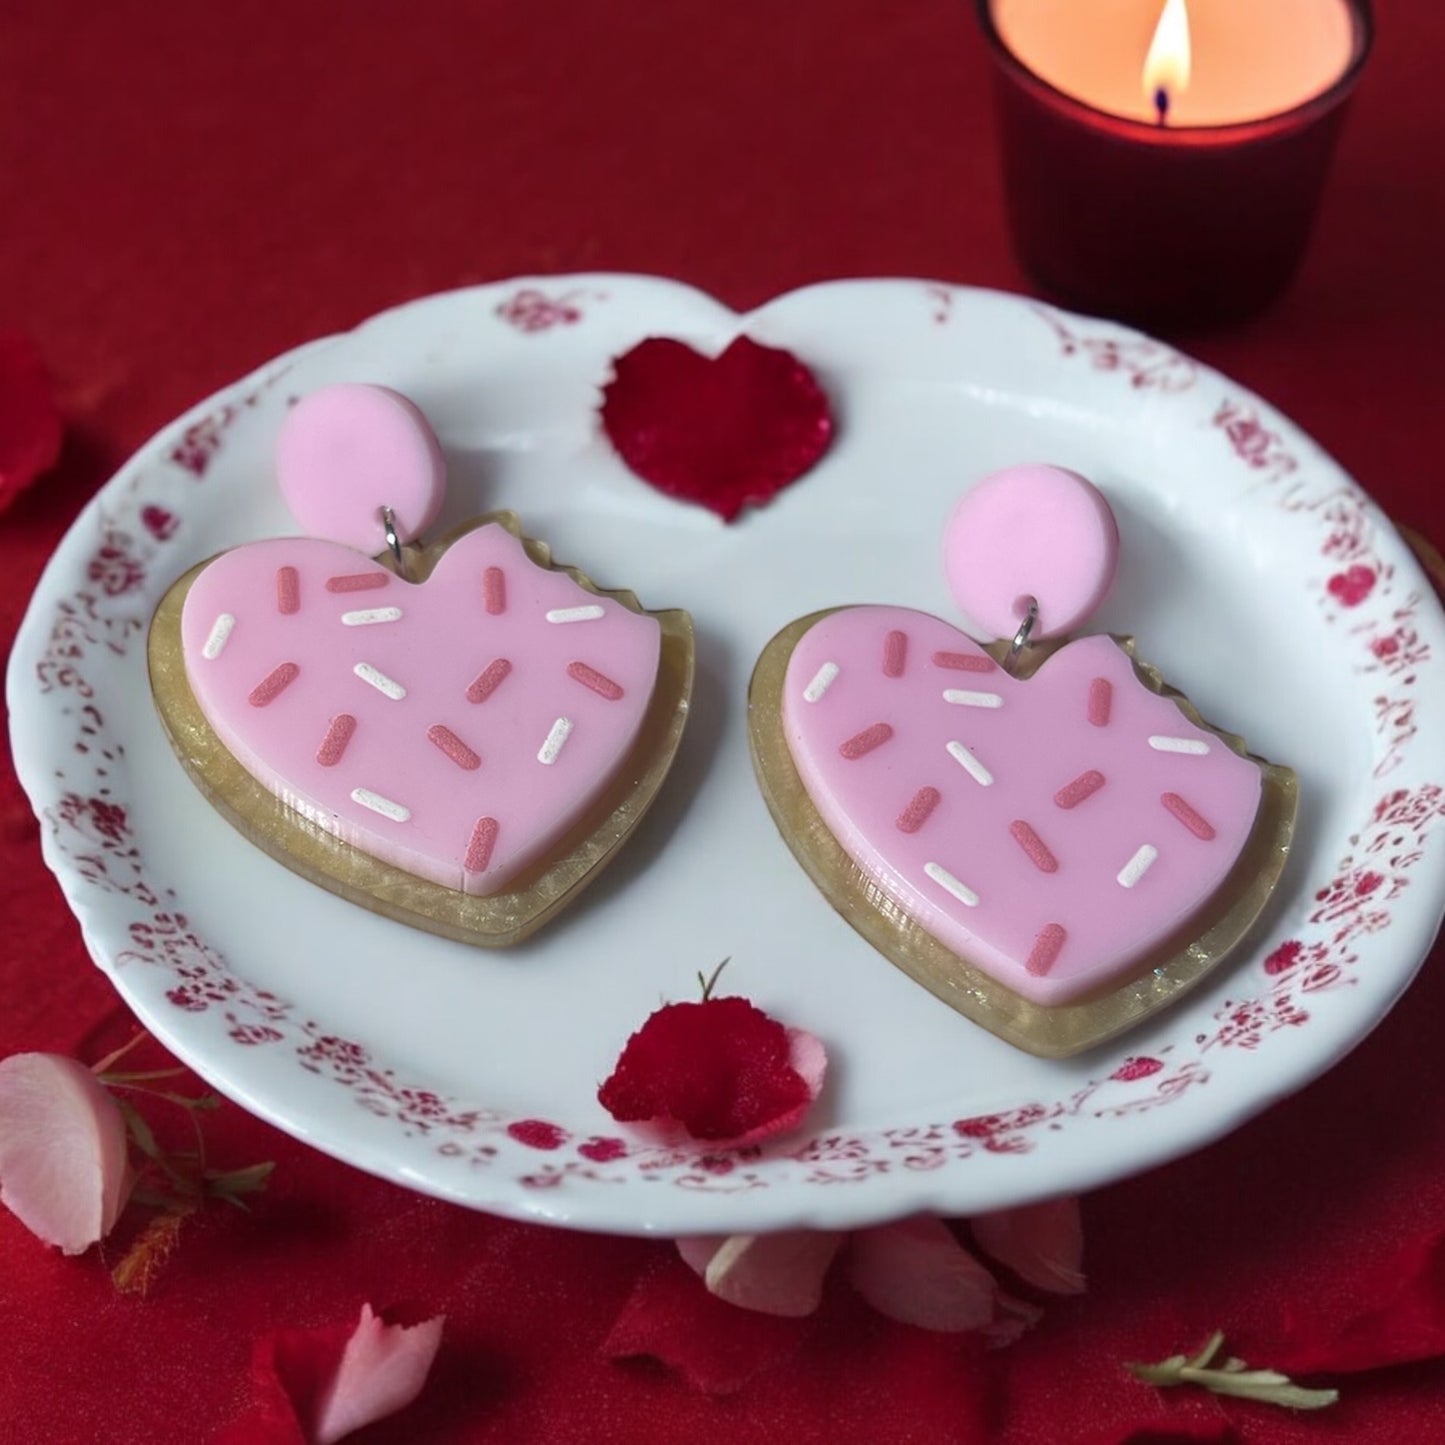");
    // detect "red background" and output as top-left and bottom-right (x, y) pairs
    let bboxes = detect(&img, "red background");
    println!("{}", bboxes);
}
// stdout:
(3, 1), (1444, 1440)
